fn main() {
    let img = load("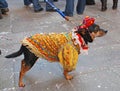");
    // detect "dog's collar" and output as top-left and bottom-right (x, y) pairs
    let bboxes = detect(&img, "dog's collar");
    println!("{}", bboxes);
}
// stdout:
(72, 27), (88, 54)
